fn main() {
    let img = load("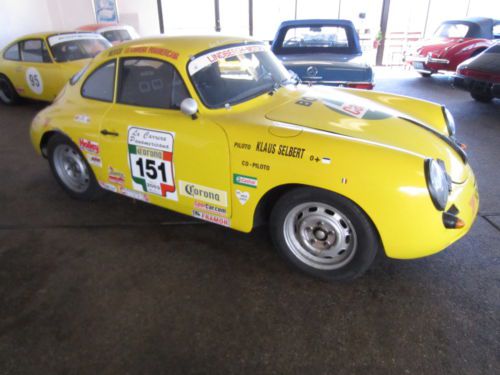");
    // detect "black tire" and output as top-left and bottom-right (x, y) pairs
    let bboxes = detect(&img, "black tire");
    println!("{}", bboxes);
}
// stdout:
(419, 72), (432, 78)
(471, 91), (493, 103)
(0, 74), (21, 105)
(47, 133), (105, 201)
(269, 187), (381, 281)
